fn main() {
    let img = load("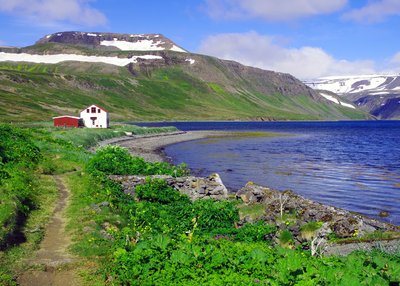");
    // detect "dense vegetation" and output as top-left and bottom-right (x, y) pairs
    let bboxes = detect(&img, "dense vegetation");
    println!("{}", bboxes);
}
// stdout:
(0, 123), (177, 284)
(0, 124), (399, 285)
(0, 125), (42, 248)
